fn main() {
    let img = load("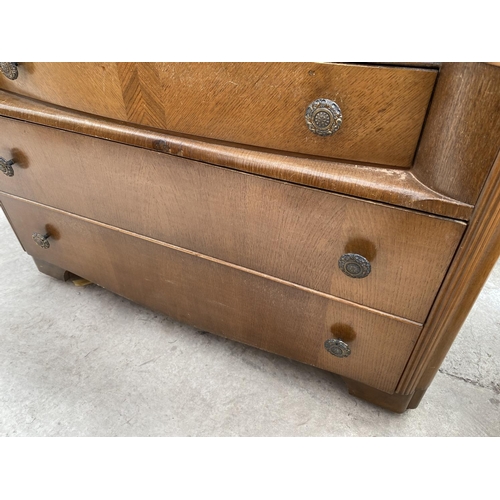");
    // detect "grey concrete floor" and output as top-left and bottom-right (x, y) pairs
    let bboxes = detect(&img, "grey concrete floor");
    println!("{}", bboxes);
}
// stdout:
(0, 210), (499, 436)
